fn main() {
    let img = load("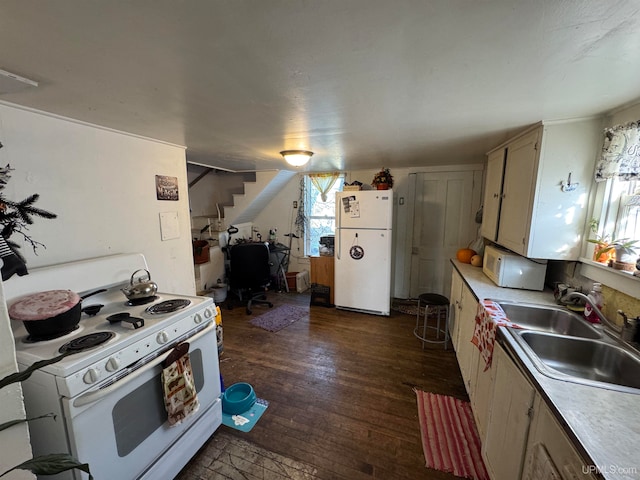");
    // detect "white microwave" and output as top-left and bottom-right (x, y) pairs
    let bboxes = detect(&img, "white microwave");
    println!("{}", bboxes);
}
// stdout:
(482, 244), (547, 290)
